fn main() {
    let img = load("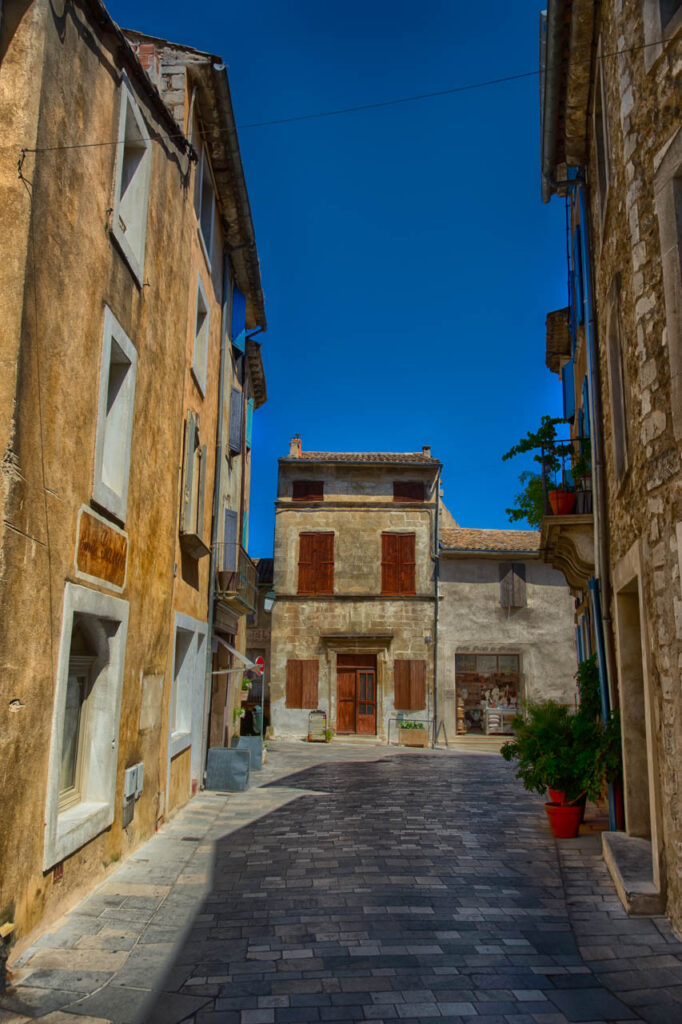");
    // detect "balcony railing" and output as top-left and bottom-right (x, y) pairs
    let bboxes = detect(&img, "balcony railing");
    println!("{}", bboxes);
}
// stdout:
(540, 436), (593, 516)
(214, 542), (257, 614)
